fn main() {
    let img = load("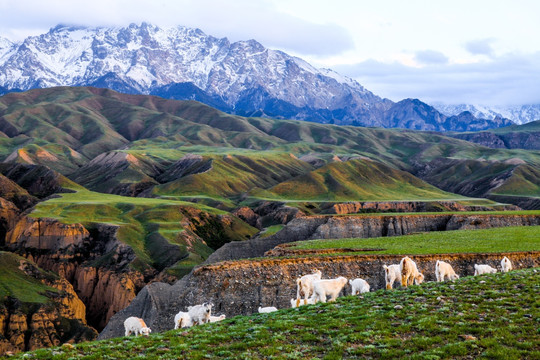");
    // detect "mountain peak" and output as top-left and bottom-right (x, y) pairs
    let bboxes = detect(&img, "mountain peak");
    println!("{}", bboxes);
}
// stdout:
(0, 24), (512, 131)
